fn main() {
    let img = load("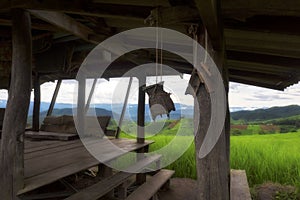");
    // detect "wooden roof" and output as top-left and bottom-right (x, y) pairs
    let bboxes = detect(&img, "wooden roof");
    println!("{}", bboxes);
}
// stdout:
(0, 0), (299, 90)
